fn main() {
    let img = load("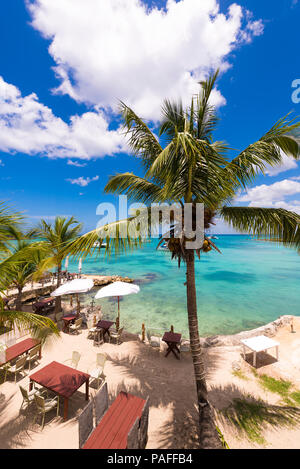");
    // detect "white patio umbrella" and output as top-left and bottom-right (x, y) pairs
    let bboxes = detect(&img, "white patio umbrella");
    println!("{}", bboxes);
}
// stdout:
(52, 278), (94, 317)
(95, 281), (140, 329)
